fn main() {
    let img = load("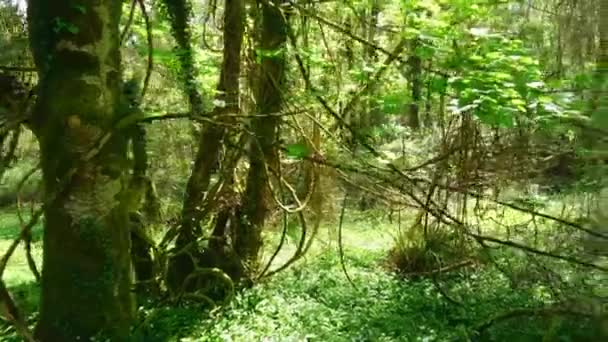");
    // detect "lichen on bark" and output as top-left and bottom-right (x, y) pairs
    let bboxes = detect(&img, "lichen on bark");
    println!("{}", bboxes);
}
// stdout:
(27, 0), (135, 340)
(235, 0), (288, 276)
